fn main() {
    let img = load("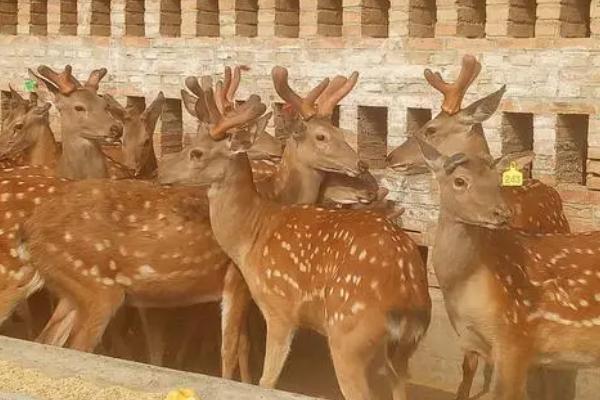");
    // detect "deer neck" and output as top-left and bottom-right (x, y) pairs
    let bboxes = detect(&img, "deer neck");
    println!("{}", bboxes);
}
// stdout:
(58, 133), (108, 180)
(432, 210), (486, 292)
(27, 124), (58, 167)
(270, 141), (324, 204)
(208, 154), (273, 267)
